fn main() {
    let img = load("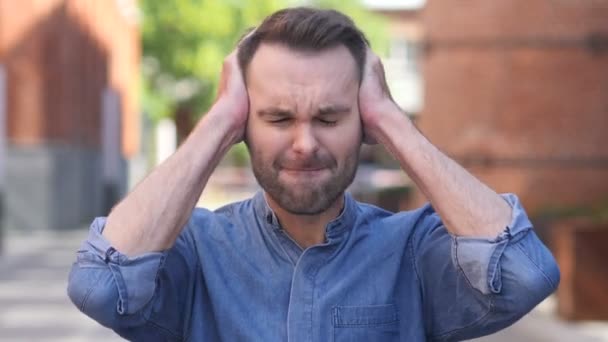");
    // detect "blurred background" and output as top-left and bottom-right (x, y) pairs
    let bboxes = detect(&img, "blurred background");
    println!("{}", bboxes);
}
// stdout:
(0, 0), (607, 341)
